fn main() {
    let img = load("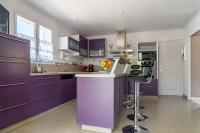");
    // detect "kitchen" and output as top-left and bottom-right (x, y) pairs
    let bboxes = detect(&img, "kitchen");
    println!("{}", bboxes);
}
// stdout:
(1, 0), (200, 133)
